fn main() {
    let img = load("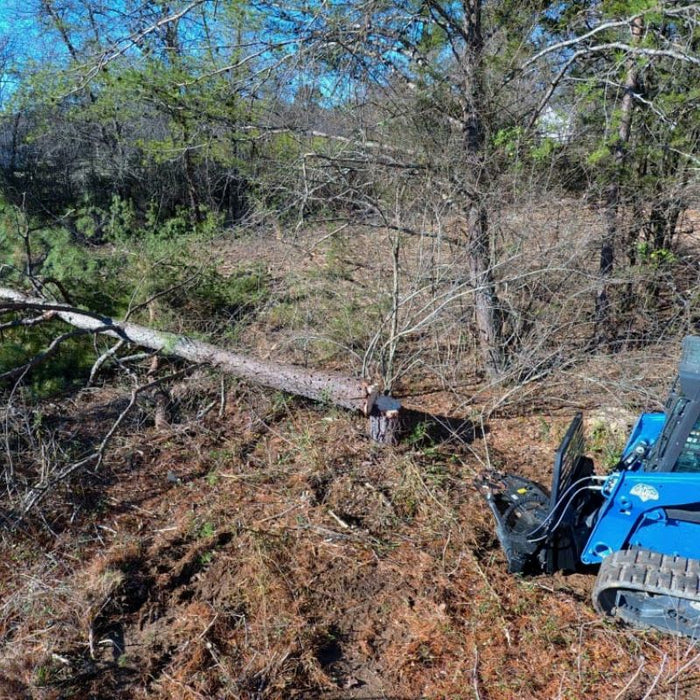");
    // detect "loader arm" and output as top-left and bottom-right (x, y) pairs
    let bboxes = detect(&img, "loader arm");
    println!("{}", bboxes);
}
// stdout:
(582, 471), (700, 564)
